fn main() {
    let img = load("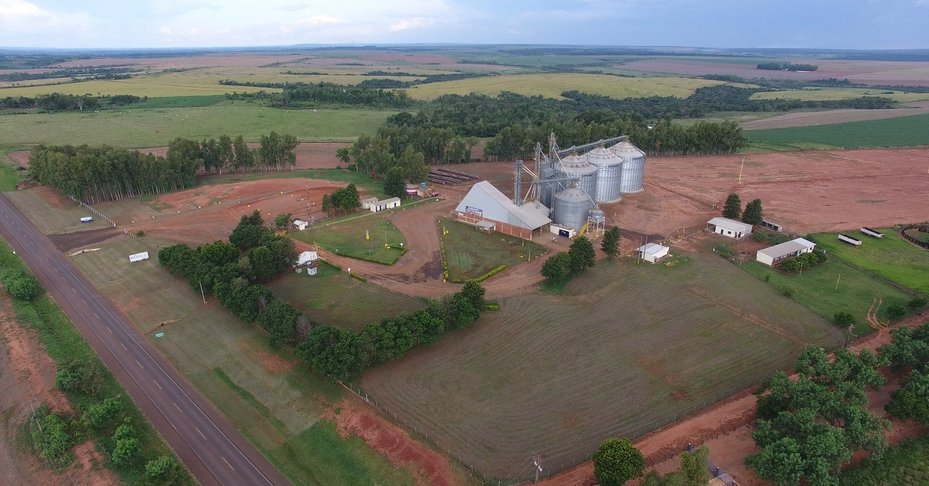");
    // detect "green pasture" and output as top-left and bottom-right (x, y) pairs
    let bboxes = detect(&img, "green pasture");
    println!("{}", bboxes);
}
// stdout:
(268, 266), (425, 332)
(439, 218), (547, 281)
(751, 87), (929, 103)
(6, 188), (112, 234)
(841, 436), (929, 485)
(293, 215), (406, 265)
(744, 113), (929, 150)
(405, 73), (732, 100)
(811, 230), (929, 295)
(0, 104), (393, 147)
(68, 236), (416, 485)
(198, 168), (387, 199)
(740, 258), (912, 336)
